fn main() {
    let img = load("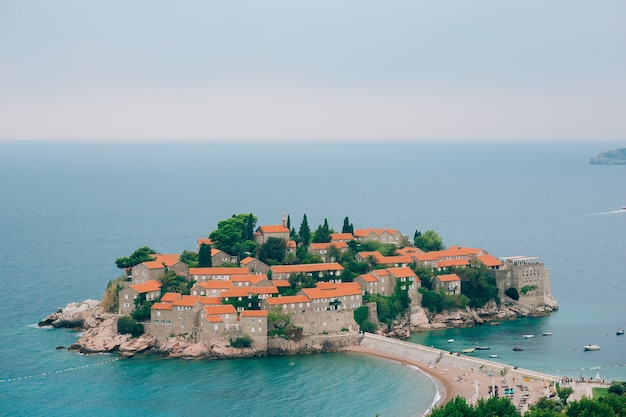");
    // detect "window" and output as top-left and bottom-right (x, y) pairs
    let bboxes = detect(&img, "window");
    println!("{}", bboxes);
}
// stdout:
(157, 311), (161, 317)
